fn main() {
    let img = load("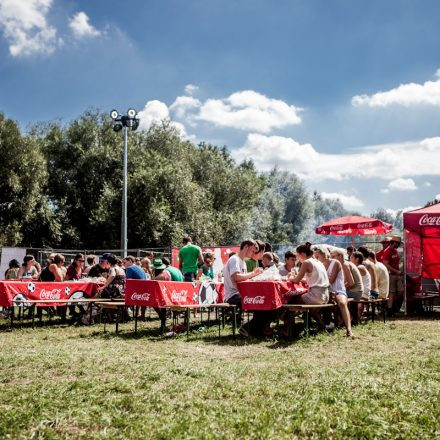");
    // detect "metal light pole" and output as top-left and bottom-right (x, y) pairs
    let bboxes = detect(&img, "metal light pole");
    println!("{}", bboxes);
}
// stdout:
(110, 109), (140, 257)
